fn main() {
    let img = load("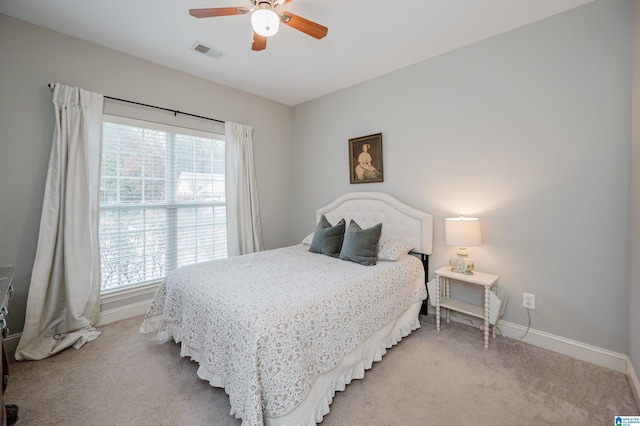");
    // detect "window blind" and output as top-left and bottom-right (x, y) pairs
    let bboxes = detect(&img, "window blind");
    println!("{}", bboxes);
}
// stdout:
(99, 114), (226, 292)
